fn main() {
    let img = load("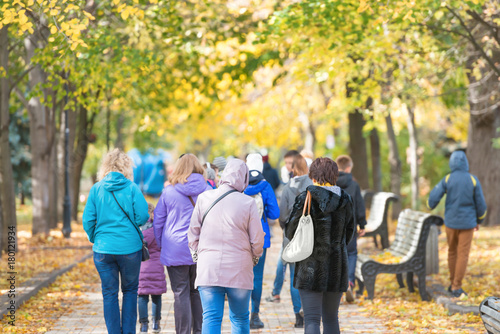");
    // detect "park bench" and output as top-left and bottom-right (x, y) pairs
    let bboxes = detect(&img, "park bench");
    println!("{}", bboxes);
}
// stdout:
(355, 209), (443, 301)
(480, 297), (500, 334)
(362, 192), (398, 249)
